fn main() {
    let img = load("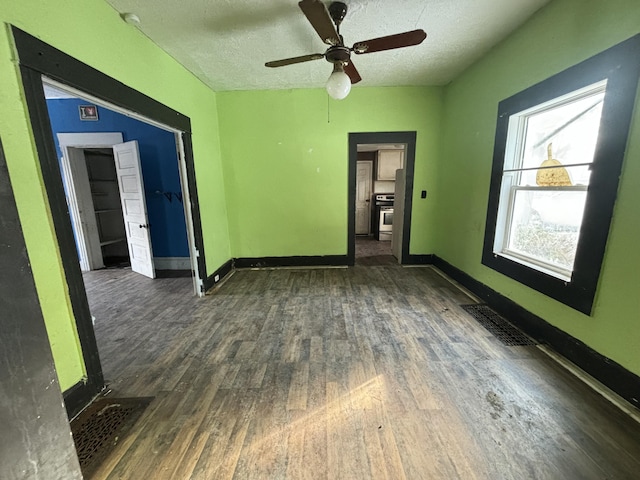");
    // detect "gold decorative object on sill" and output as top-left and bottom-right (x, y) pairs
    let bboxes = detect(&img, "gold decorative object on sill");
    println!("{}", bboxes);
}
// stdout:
(536, 143), (573, 186)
